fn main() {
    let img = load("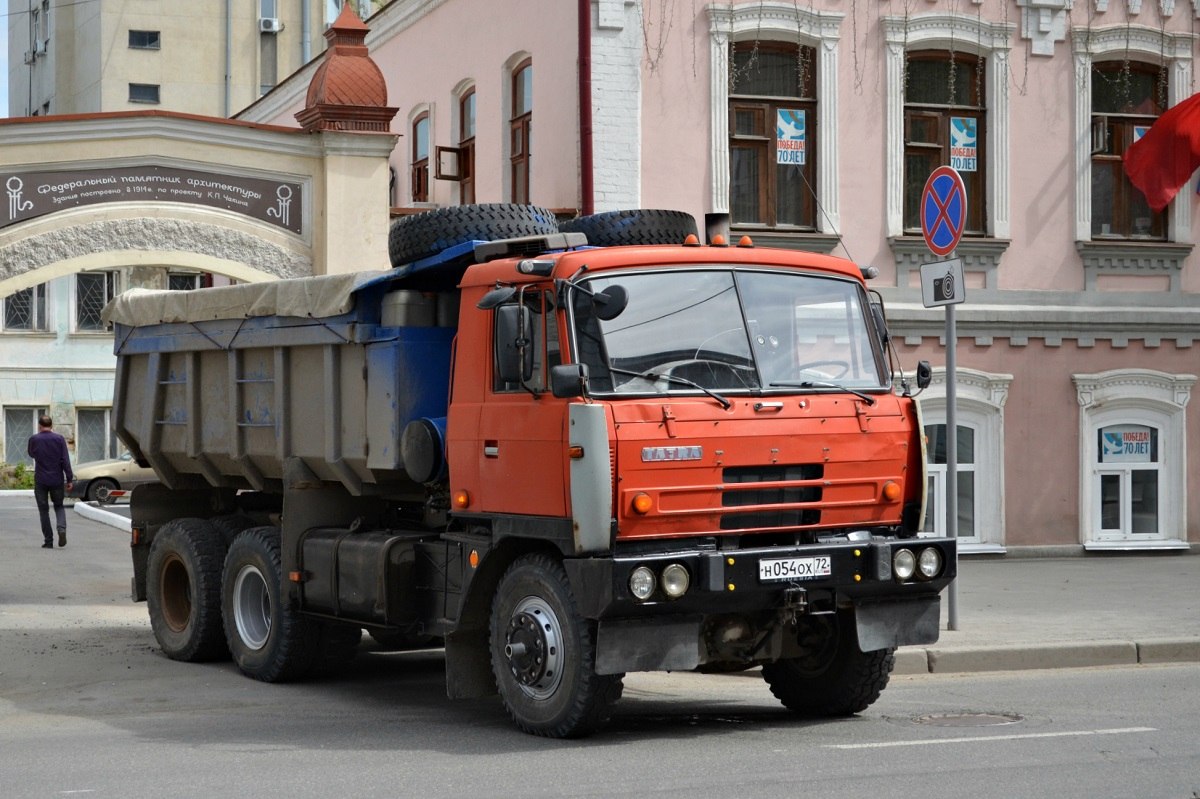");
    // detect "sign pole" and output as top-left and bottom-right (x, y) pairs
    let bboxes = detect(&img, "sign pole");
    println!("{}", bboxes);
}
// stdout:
(917, 165), (967, 634)
(945, 286), (959, 631)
